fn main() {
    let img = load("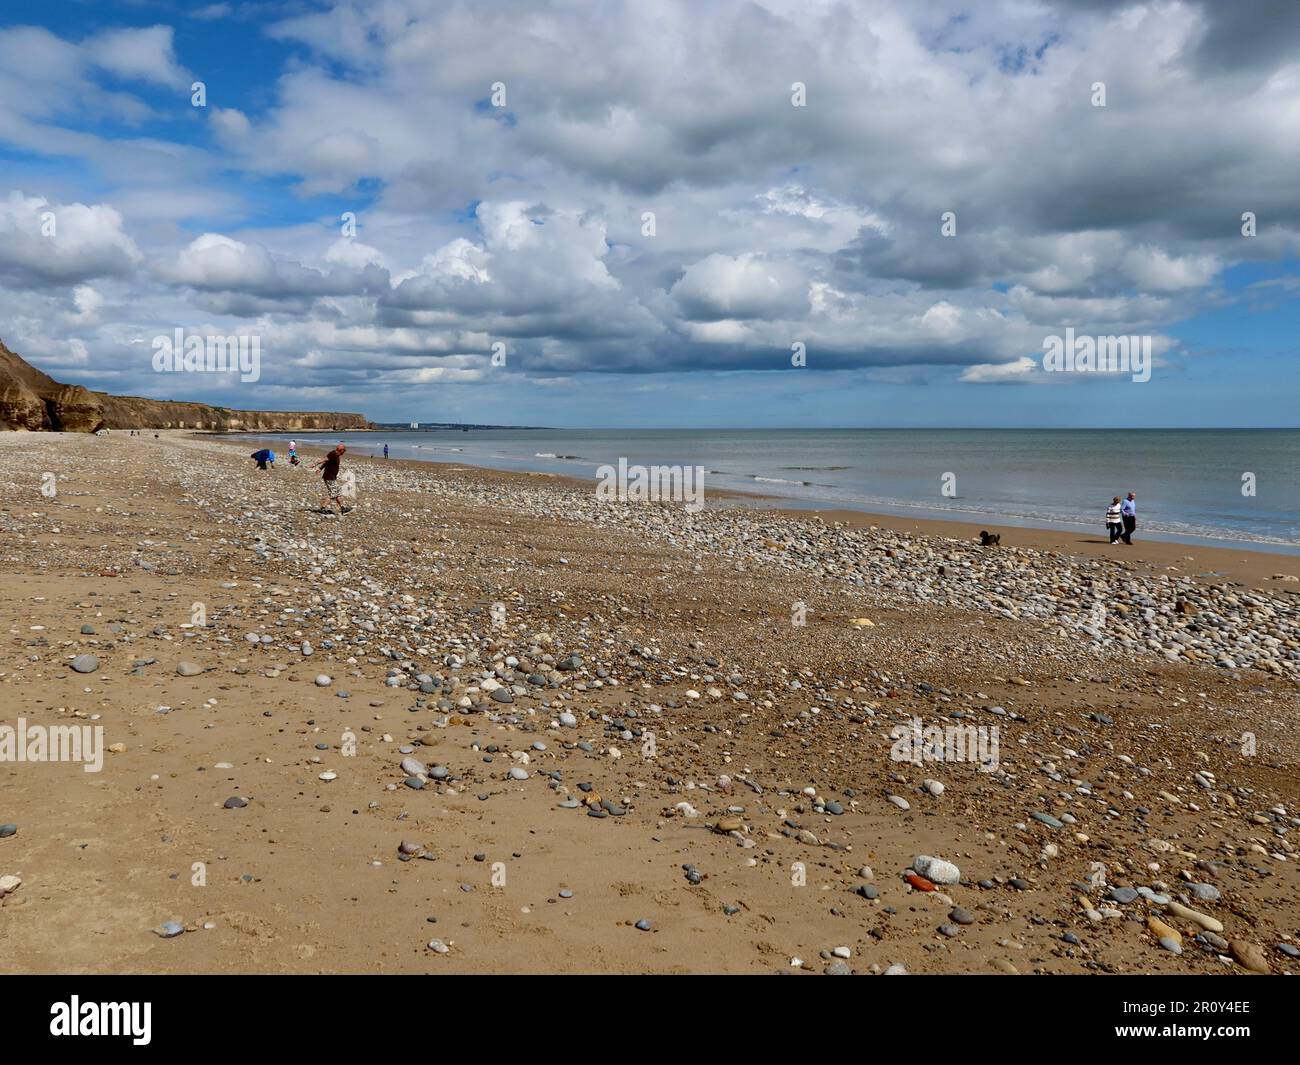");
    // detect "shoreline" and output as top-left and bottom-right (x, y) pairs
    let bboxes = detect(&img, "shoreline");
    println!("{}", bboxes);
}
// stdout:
(207, 428), (1300, 559)
(208, 430), (1300, 592)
